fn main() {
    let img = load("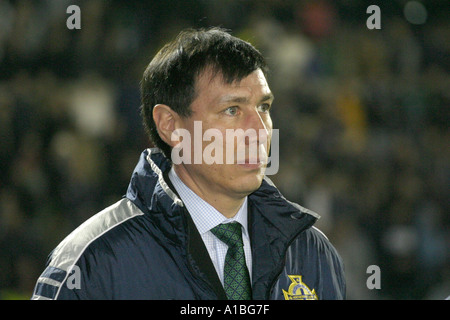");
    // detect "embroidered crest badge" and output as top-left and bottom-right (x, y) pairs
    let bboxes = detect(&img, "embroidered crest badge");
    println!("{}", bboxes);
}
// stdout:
(282, 275), (318, 300)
